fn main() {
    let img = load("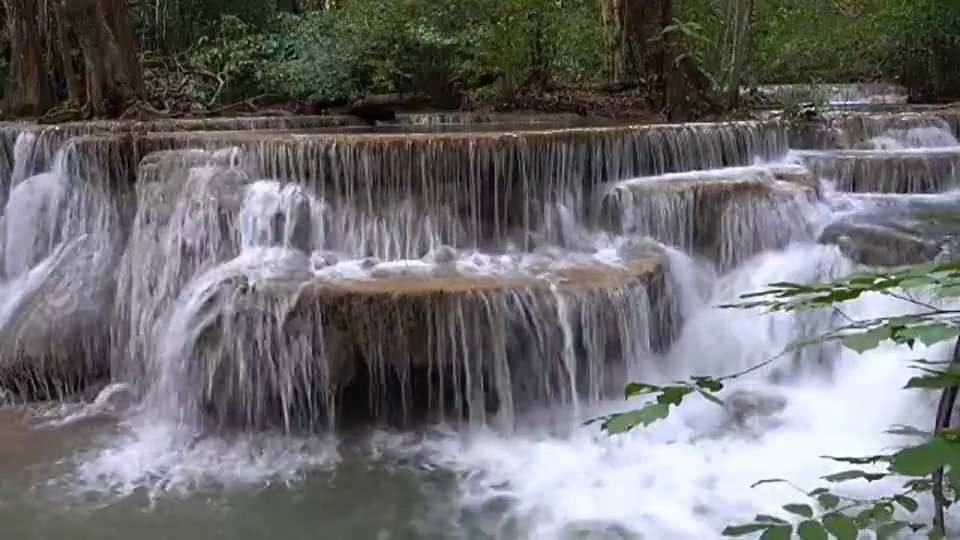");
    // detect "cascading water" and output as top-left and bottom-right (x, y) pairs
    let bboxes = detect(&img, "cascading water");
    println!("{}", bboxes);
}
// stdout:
(0, 110), (957, 539)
